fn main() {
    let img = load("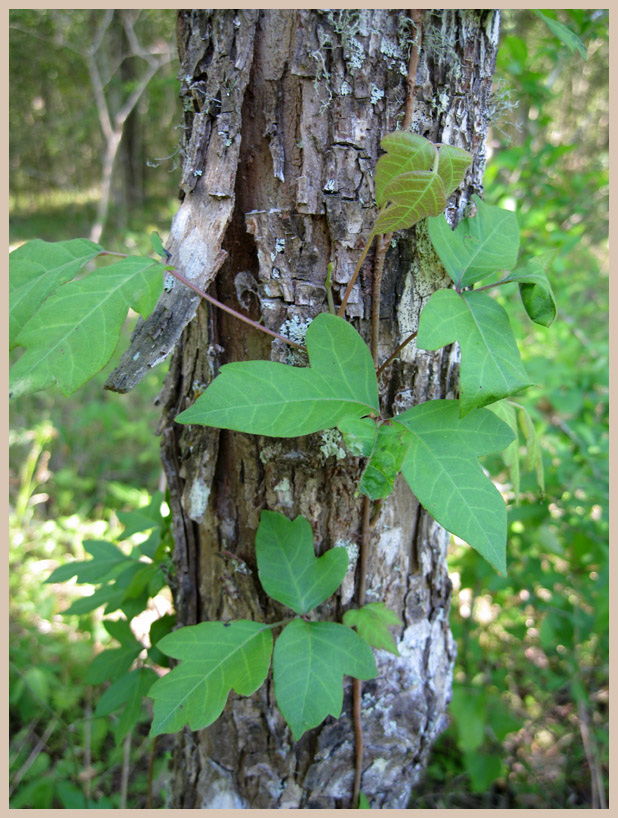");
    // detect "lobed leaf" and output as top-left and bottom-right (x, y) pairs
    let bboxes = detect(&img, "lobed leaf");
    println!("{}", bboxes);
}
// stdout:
(45, 539), (134, 585)
(427, 195), (520, 287)
(9, 238), (102, 348)
(117, 491), (166, 538)
(149, 621), (273, 736)
(255, 511), (348, 615)
(394, 400), (516, 573)
(343, 602), (402, 655)
(375, 132), (436, 206)
(374, 170), (447, 234)
(273, 619), (377, 740)
(417, 288), (533, 415)
(10, 255), (163, 398)
(176, 313), (379, 436)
